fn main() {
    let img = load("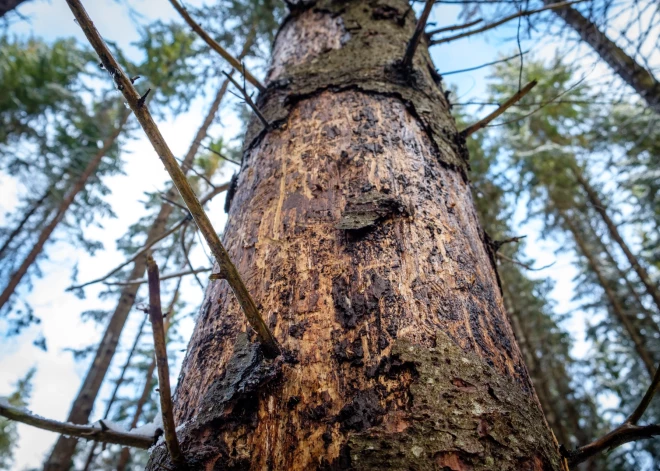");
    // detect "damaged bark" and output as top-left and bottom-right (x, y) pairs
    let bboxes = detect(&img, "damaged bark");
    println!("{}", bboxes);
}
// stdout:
(148, 1), (566, 469)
